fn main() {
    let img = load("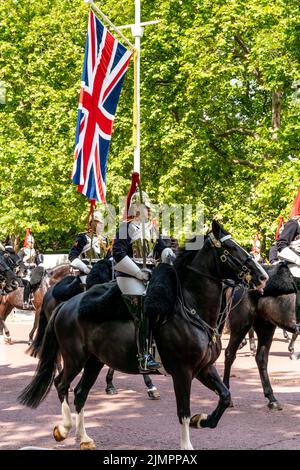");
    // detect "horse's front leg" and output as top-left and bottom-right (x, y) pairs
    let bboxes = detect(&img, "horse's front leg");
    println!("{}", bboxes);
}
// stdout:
(74, 356), (104, 449)
(0, 318), (8, 343)
(172, 371), (193, 450)
(253, 318), (280, 410)
(192, 364), (231, 429)
(223, 323), (251, 394)
(3, 320), (13, 344)
(0, 305), (13, 344)
(288, 331), (299, 359)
